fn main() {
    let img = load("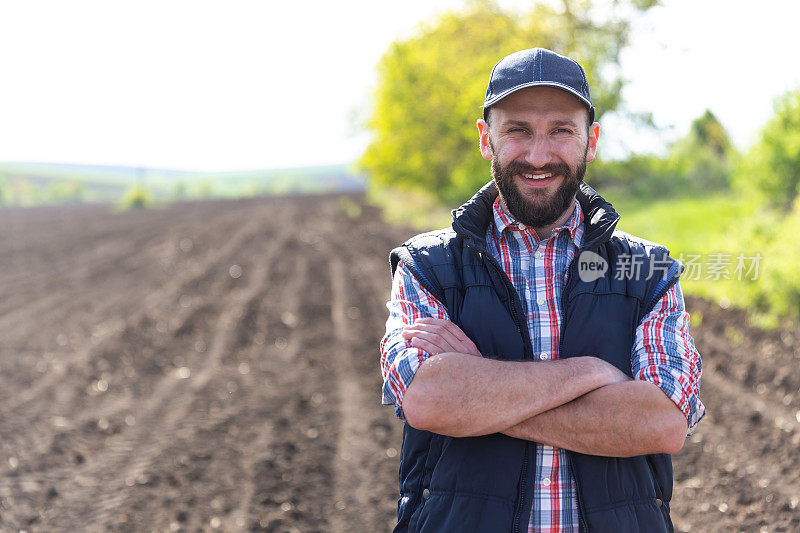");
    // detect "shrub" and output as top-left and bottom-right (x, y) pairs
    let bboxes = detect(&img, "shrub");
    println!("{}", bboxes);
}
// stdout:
(119, 184), (153, 209)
